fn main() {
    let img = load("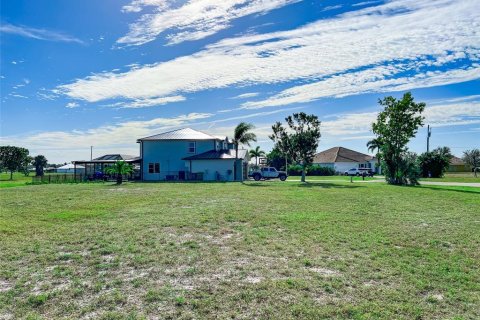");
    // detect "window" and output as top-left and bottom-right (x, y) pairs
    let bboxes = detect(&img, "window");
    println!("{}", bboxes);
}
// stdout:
(188, 141), (196, 153)
(148, 163), (160, 173)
